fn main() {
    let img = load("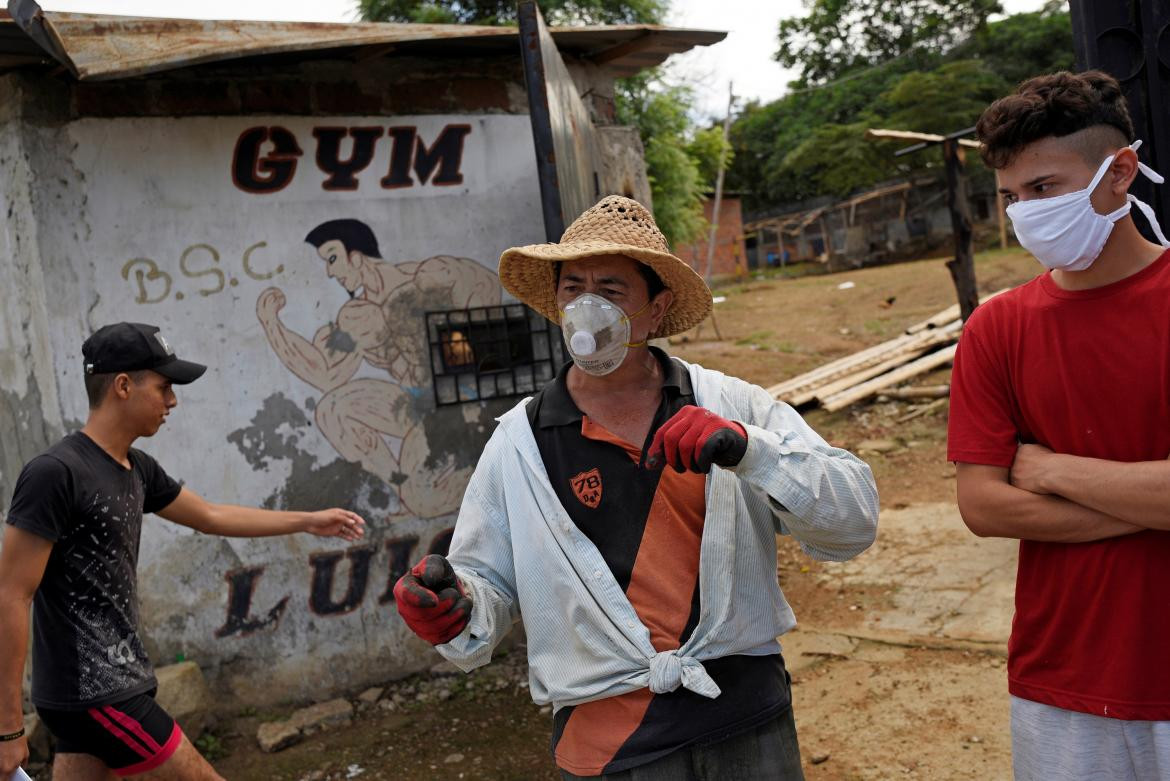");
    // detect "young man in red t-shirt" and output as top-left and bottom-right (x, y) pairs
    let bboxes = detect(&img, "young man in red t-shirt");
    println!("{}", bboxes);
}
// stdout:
(949, 71), (1170, 778)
